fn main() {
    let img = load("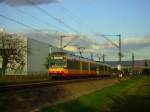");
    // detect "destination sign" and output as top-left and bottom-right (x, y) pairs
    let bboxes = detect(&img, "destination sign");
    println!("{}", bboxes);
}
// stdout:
(51, 56), (63, 60)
